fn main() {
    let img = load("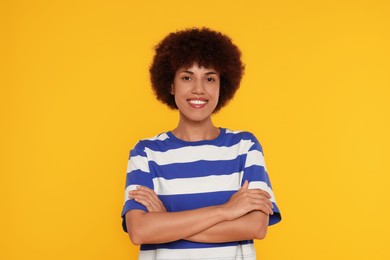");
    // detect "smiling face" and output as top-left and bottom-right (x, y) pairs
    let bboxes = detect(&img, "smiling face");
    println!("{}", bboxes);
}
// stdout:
(171, 63), (220, 124)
